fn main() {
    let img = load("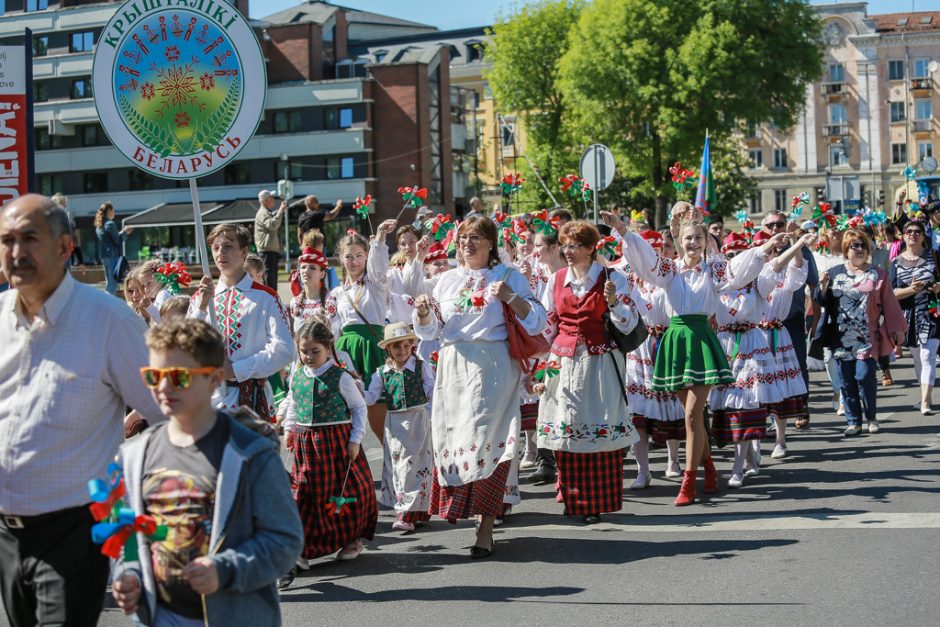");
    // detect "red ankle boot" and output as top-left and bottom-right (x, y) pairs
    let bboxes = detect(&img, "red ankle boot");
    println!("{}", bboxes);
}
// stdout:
(702, 457), (718, 494)
(674, 470), (697, 506)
